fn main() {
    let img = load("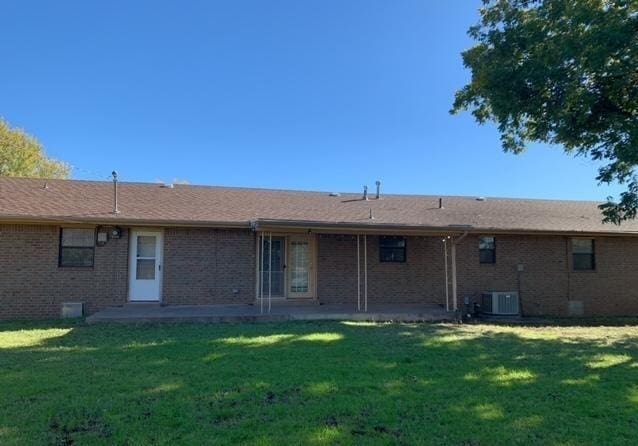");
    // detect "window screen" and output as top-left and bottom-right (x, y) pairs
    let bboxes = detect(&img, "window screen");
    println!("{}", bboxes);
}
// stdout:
(479, 236), (496, 264)
(59, 228), (95, 267)
(572, 238), (595, 271)
(379, 236), (406, 262)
